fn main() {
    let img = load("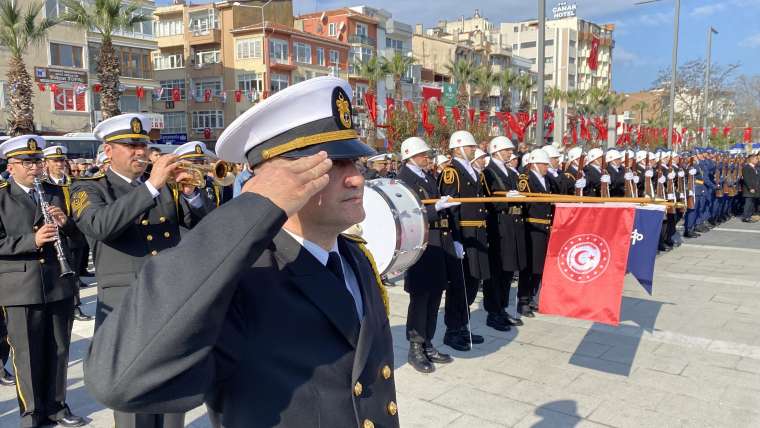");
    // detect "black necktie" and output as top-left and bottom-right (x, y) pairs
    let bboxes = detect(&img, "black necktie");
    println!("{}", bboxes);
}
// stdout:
(29, 189), (38, 205)
(326, 252), (345, 284)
